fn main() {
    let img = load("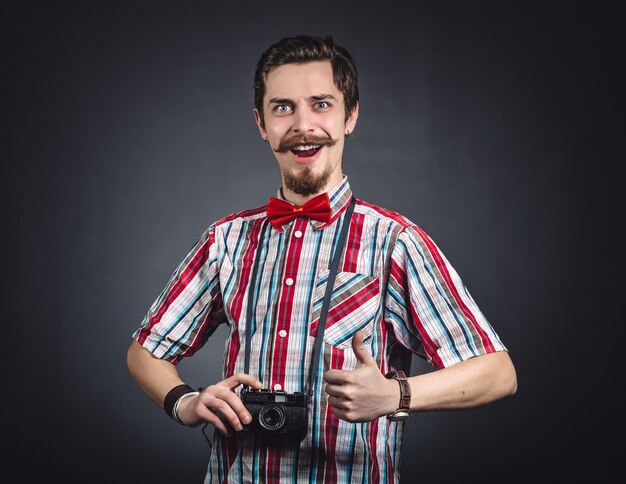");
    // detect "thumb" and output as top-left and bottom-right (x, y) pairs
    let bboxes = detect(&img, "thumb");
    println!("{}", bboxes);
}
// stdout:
(352, 330), (375, 366)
